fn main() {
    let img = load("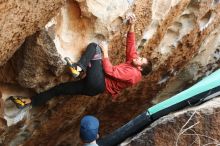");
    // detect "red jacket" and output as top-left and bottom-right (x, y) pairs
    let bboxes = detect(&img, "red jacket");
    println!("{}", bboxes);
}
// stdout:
(102, 32), (142, 98)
